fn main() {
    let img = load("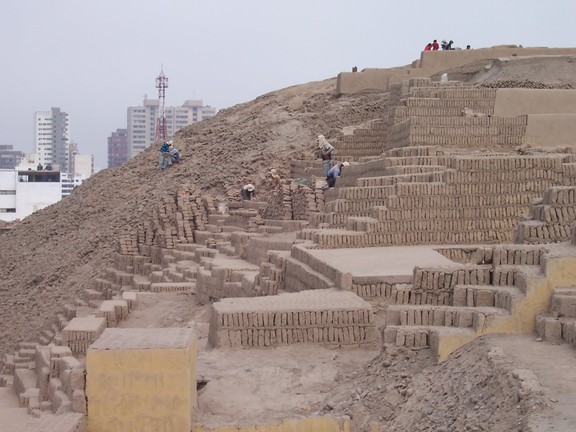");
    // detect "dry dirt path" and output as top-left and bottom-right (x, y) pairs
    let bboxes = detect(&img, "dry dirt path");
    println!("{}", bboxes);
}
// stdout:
(489, 334), (576, 432)
(117, 291), (380, 426)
